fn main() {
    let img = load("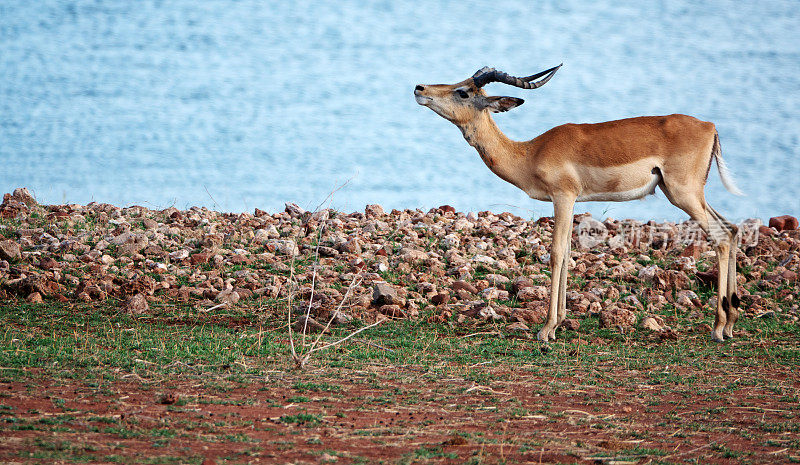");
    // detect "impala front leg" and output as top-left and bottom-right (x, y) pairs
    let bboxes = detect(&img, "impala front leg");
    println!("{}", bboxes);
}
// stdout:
(538, 196), (575, 342)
